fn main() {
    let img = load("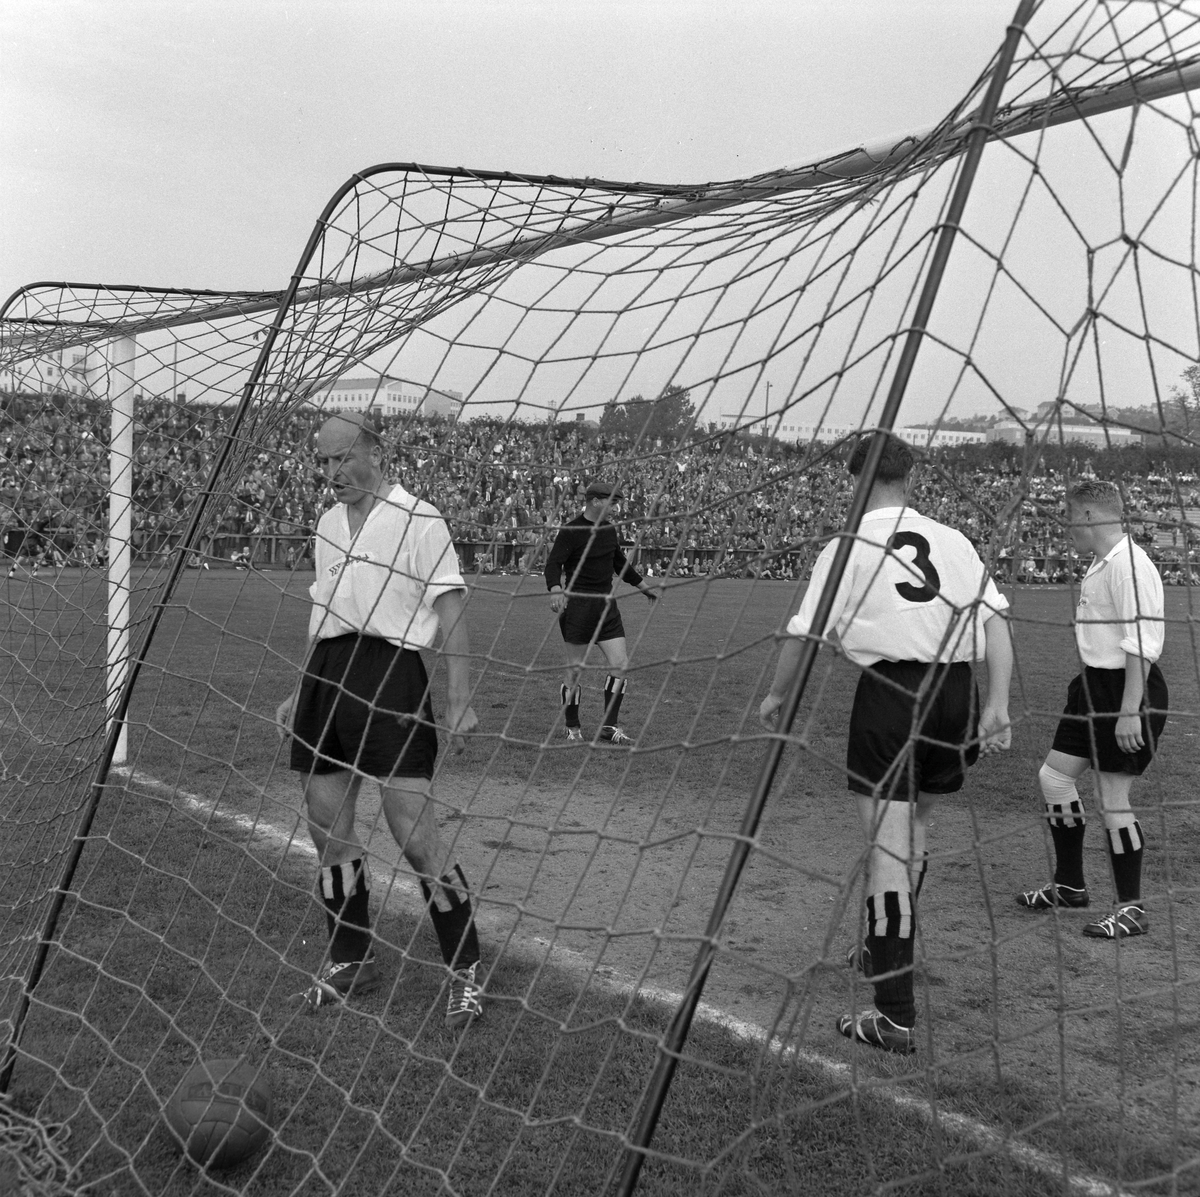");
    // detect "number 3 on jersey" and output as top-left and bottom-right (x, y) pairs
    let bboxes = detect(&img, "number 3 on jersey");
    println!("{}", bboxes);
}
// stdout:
(887, 531), (941, 603)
